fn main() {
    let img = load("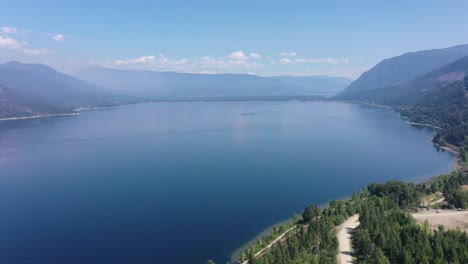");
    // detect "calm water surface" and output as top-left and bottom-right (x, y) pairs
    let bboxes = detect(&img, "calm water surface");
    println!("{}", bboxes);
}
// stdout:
(0, 101), (455, 264)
